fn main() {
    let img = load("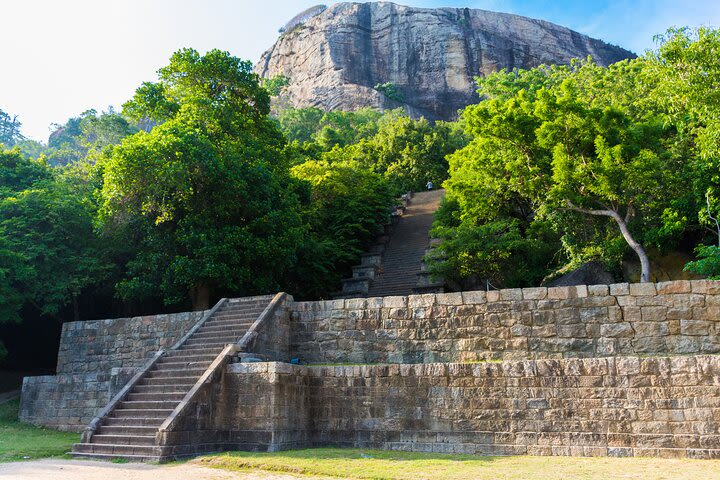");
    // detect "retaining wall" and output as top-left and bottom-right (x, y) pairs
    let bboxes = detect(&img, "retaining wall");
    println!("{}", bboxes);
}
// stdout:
(291, 280), (720, 363)
(19, 310), (205, 429)
(227, 356), (720, 459)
